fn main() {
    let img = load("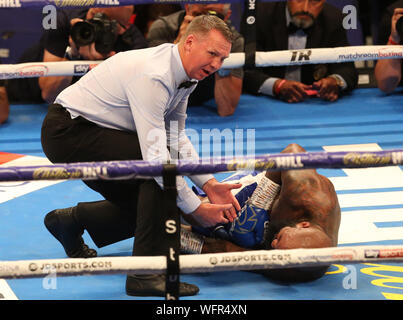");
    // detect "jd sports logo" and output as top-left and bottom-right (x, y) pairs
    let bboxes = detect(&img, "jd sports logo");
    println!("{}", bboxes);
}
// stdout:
(291, 50), (312, 62)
